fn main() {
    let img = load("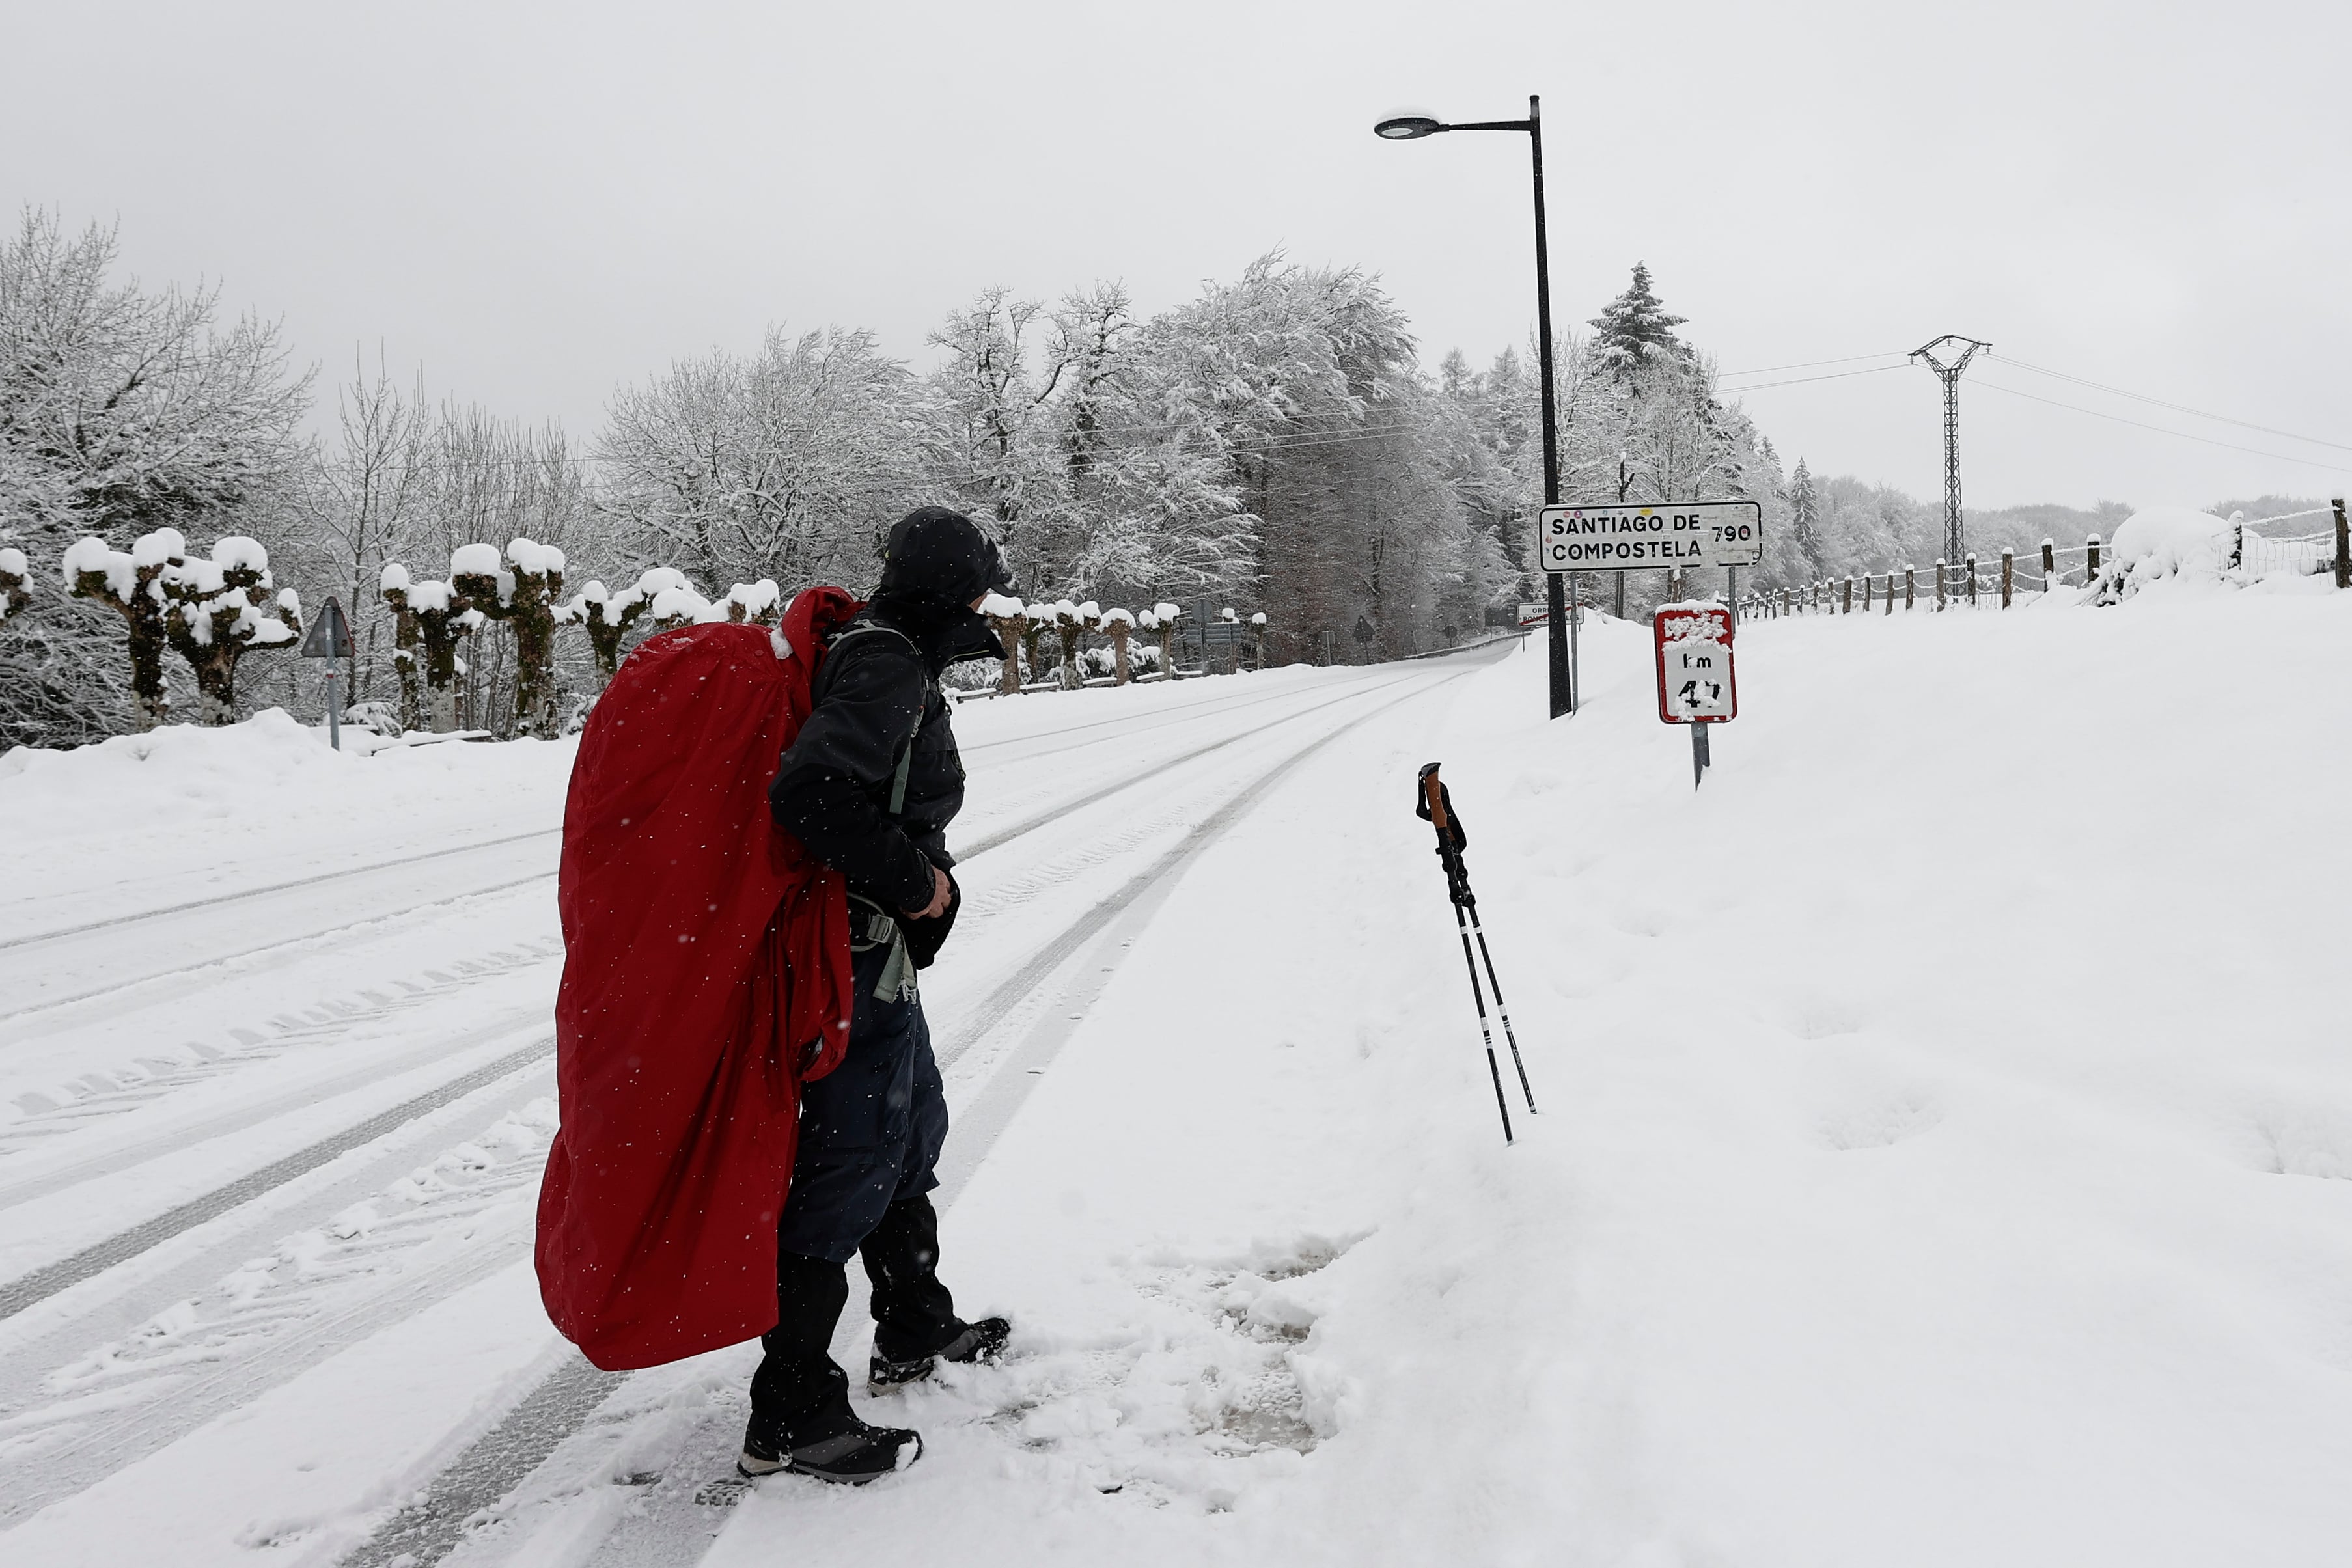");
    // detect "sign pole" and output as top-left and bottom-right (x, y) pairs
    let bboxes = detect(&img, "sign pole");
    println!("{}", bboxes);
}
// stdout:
(1691, 719), (1710, 789)
(325, 646), (340, 752)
